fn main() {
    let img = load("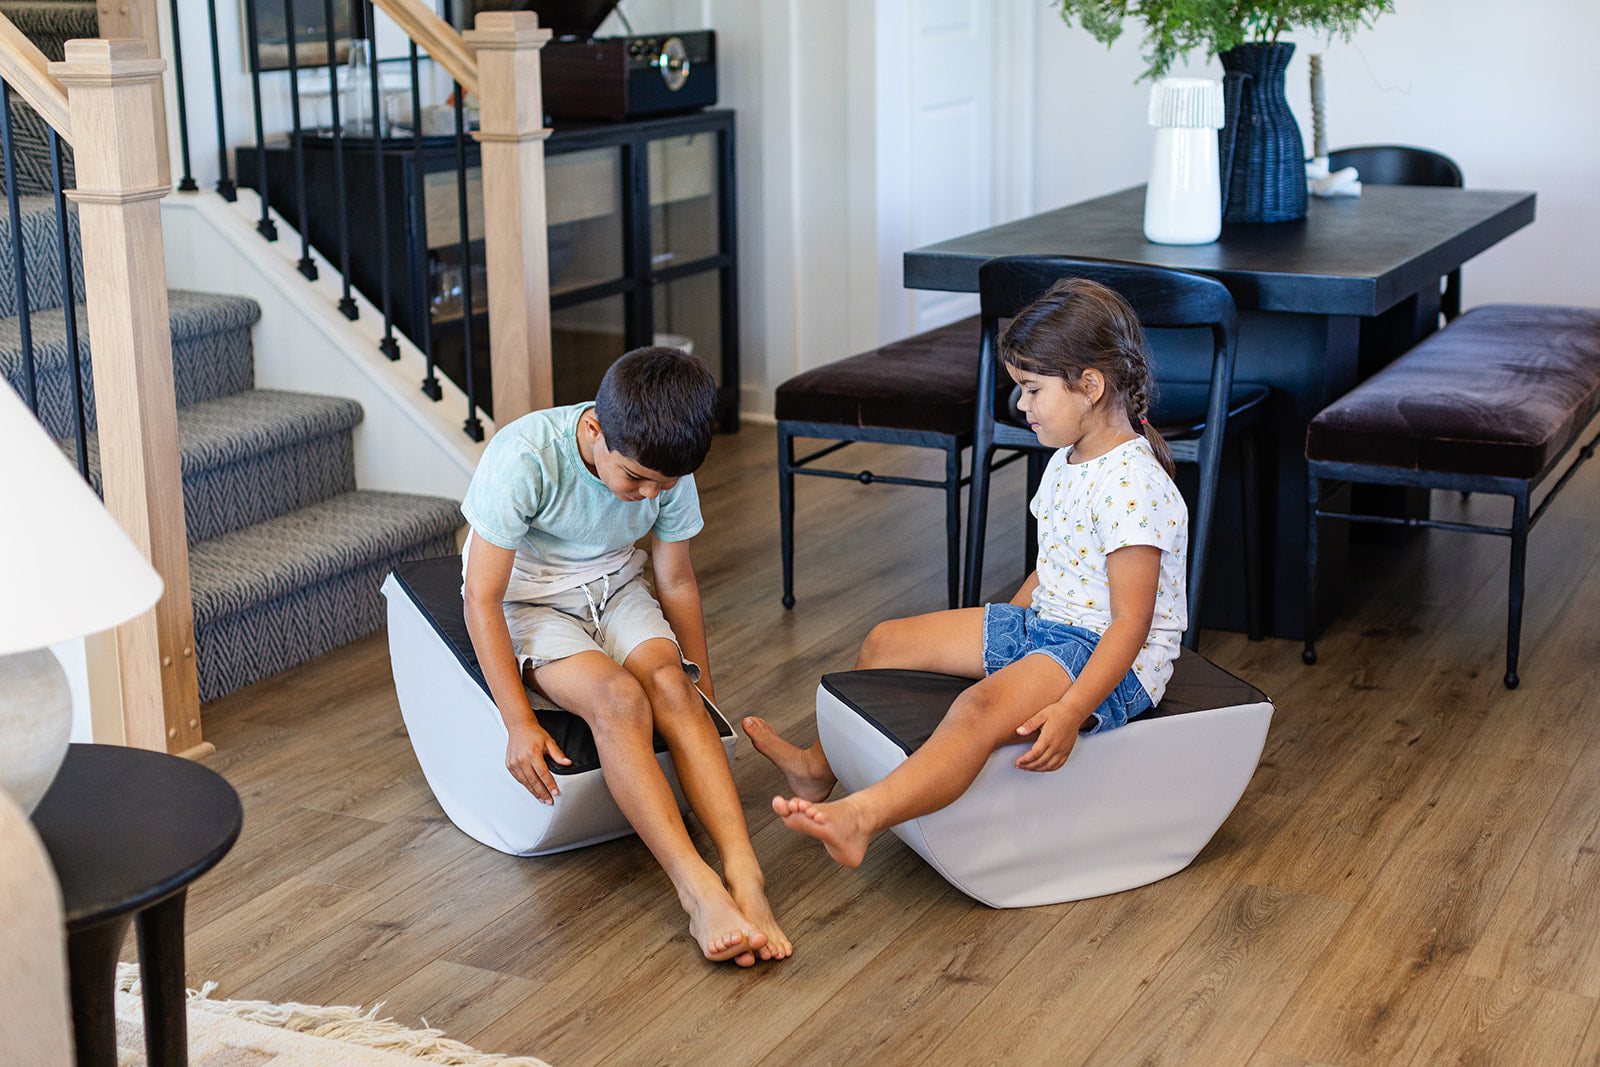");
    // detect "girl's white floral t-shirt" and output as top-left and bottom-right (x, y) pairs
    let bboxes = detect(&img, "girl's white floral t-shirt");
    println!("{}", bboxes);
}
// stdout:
(1030, 436), (1189, 703)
